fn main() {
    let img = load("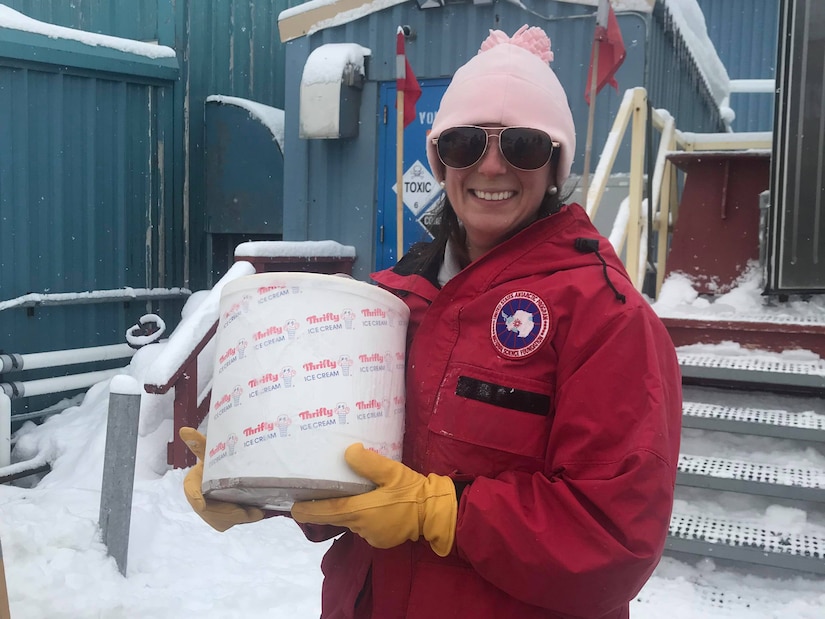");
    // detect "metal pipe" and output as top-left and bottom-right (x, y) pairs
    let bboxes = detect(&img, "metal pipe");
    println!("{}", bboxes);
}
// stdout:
(1, 368), (124, 399)
(0, 343), (137, 374)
